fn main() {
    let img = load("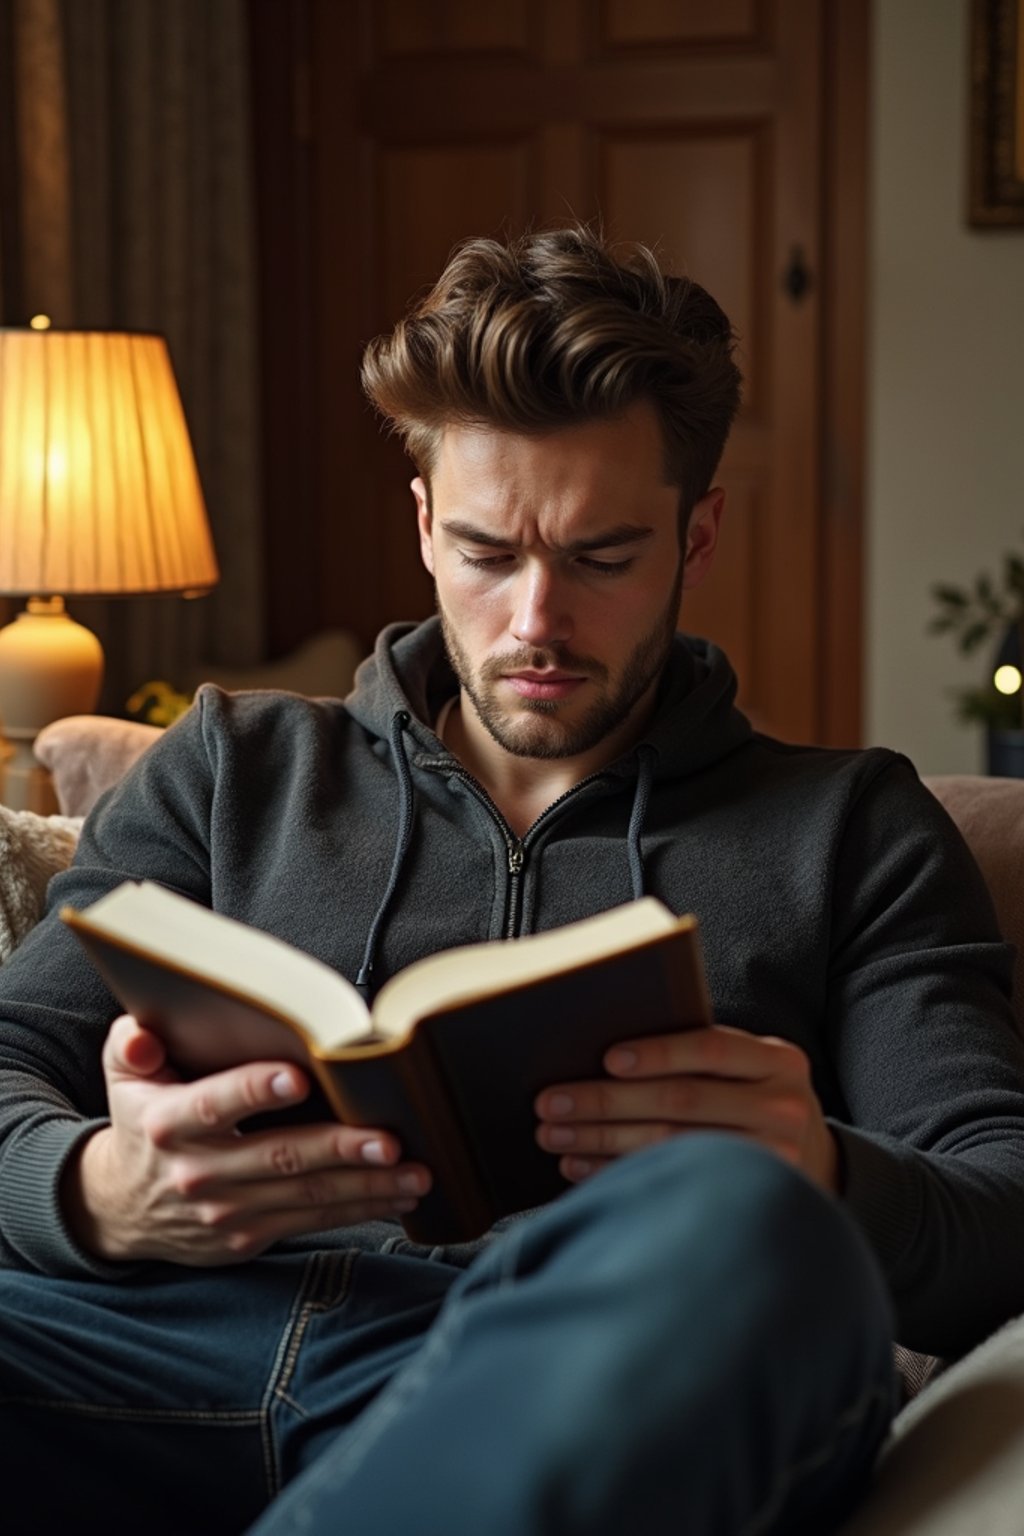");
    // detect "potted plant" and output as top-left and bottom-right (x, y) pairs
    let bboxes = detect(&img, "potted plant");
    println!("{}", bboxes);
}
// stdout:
(929, 544), (1024, 776)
